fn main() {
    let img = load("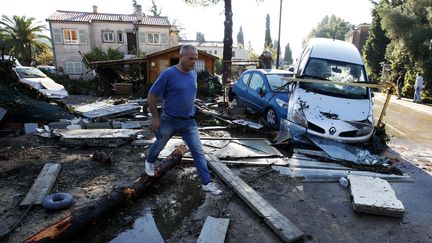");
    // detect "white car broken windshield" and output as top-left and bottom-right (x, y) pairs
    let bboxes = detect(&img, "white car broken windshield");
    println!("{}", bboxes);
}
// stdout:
(301, 58), (368, 99)
(15, 67), (47, 78)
